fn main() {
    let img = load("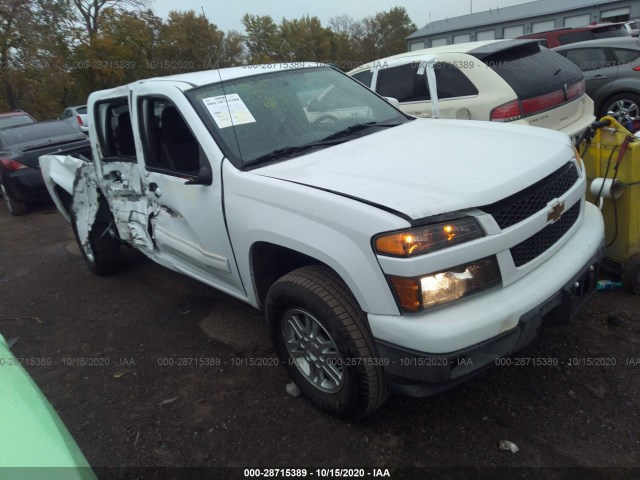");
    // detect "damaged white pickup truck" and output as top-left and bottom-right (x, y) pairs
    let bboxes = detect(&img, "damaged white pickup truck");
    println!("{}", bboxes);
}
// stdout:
(40, 64), (605, 418)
